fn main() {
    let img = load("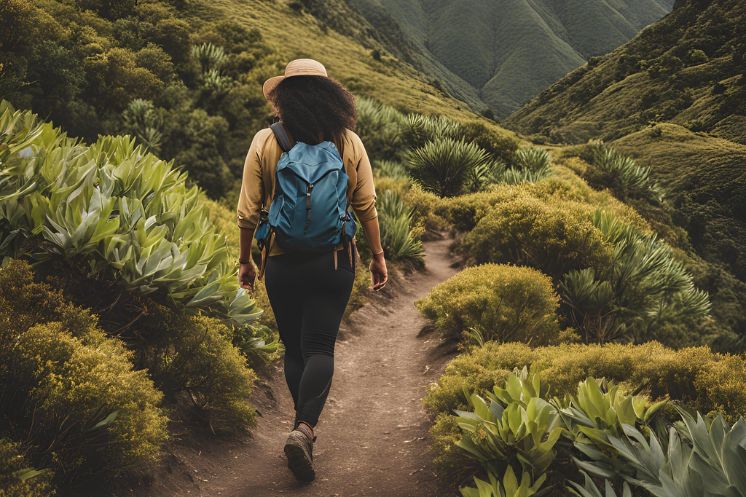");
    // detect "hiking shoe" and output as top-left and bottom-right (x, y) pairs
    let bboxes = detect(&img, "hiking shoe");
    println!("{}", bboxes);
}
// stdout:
(284, 426), (315, 482)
